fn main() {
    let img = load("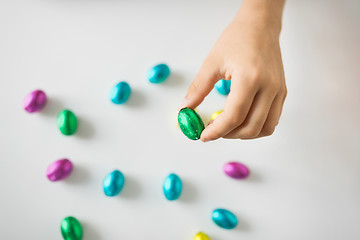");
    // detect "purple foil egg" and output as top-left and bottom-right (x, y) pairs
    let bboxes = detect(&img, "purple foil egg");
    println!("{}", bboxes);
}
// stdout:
(23, 90), (47, 113)
(46, 159), (73, 181)
(224, 162), (250, 179)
